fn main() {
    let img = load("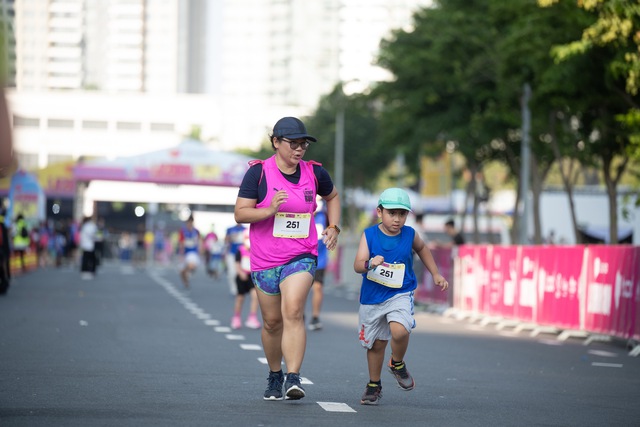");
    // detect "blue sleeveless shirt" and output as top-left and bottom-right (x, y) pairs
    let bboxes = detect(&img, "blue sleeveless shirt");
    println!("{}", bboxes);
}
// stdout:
(359, 224), (416, 305)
